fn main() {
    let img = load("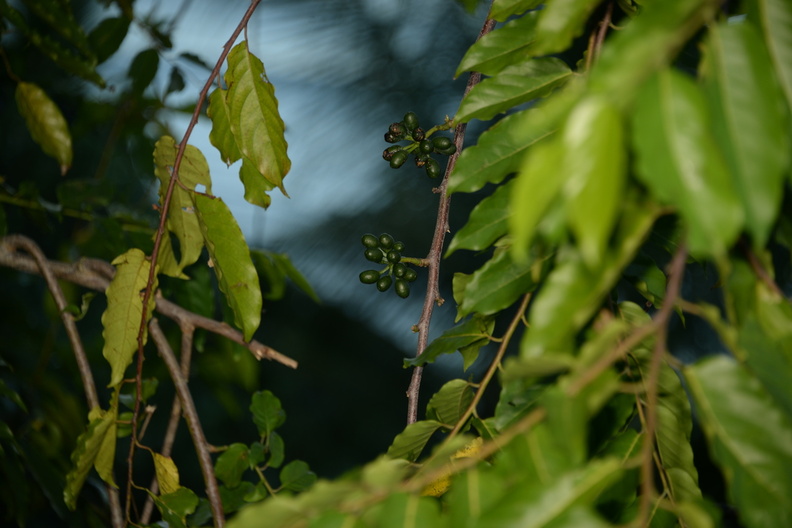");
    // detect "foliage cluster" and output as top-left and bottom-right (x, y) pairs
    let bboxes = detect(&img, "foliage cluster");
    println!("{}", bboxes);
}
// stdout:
(2, 0), (792, 527)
